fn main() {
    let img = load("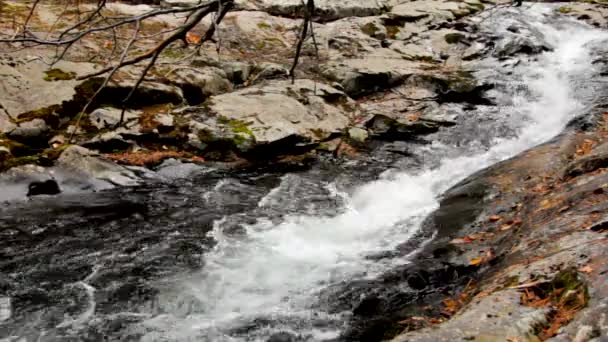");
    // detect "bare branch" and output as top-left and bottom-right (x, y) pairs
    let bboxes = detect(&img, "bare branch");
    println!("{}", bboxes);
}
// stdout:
(289, 0), (315, 84)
